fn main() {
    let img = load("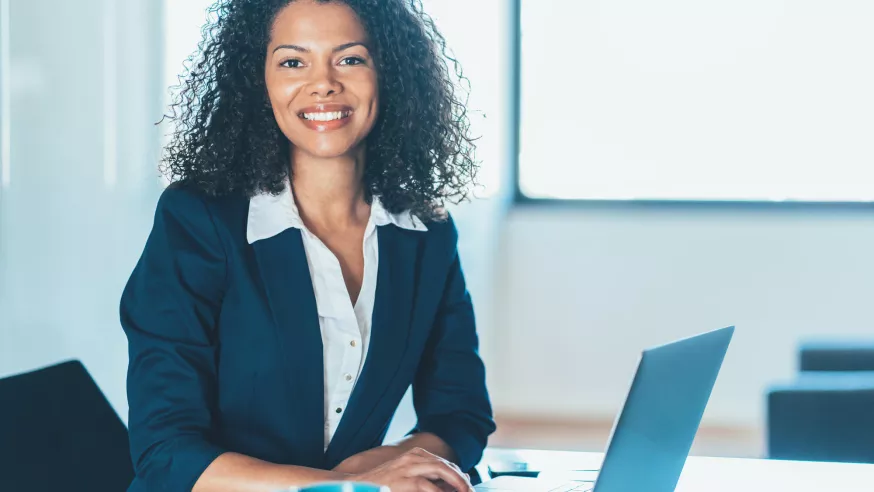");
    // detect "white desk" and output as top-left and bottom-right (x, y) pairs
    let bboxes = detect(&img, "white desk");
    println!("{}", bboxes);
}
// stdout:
(481, 448), (874, 492)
